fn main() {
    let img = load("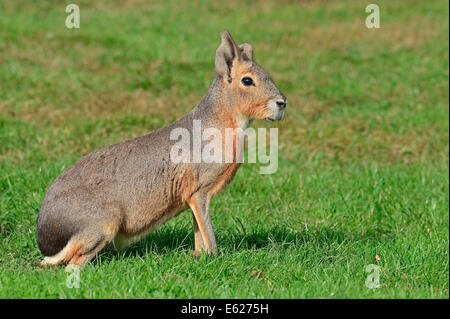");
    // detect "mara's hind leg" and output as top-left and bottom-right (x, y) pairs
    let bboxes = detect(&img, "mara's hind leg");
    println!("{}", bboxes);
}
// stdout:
(69, 223), (119, 267)
(39, 239), (81, 267)
(40, 223), (118, 267)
